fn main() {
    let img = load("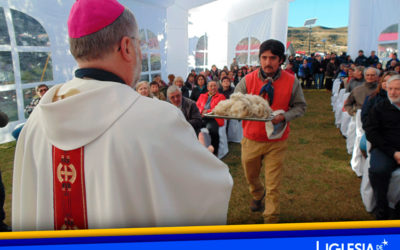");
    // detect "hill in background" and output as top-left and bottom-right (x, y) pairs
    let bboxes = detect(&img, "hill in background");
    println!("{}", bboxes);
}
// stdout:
(287, 26), (348, 55)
